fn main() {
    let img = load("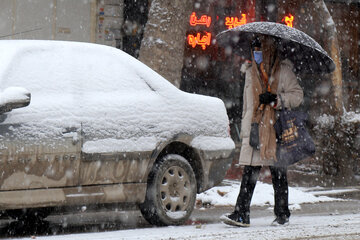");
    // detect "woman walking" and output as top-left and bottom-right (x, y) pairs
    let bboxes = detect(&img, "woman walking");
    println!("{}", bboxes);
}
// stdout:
(221, 36), (303, 227)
